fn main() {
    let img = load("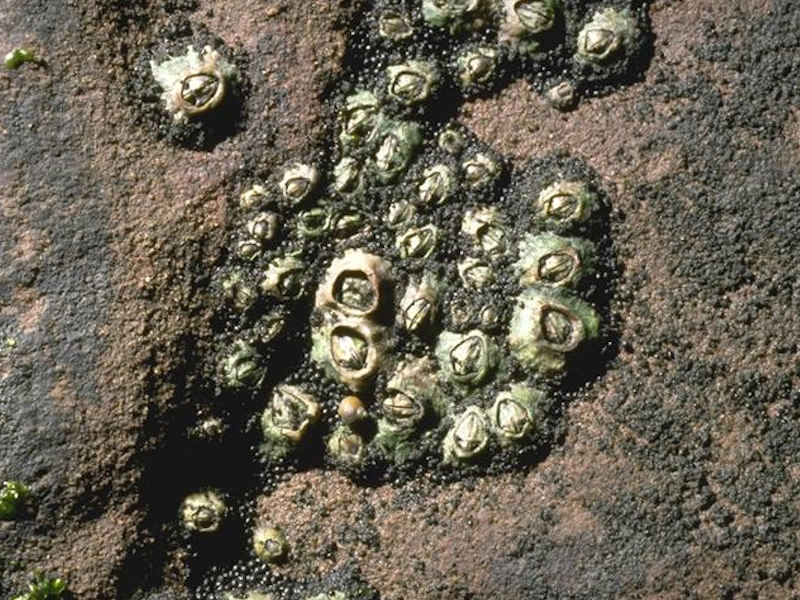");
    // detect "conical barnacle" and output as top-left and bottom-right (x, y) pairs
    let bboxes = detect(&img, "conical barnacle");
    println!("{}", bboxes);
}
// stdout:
(458, 257), (494, 289)
(222, 340), (267, 389)
(457, 46), (499, 89)
(547, 81), (577, 111)
(499, 0), (561, 54)
(489, 384), (545, 444)
(296, 207), (332, 239)
(330, 210), (364, 238)
(397, 224), (439, 260)
(461, 206), (508, 256)
(370, 120), (423, 183)
(378, 9), (414, 41)
(236, 238), (262, 261)
(417, 164), (455, 206)
(260, 256), (306, 300)
(333, 157), (367, 197)
(435, 330), (498, 389)
(576, 7), (638, 65)
(508, 285), (600, 376)
(311, 317), (387, 392)
(421, 0), (487, 33)
(385, 200), (416, 230)
(534, 180), (597, 230)
(261, 384), (321, 457)
(315, 249), (393, 319)
(246, 212), (279, 243)
(443, 406), (490, 463)
(339, 90), (383, 150)
(462, 153), (500, 189)
(398, 274), (441, 333)
(239, 184), (270, 210)
(150, 45), (240, 122)
(279, 163), (319, 205)
(514, 232), (595, 288)
(252, 525), (289, 564)
(252, 308), (287, 345)
(438, 128), (466, 155)
(180, 490), (227, 533)
(387, 60), (439, 106)
(220, 270), (257, 313)
(327, 425), (365, 466)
